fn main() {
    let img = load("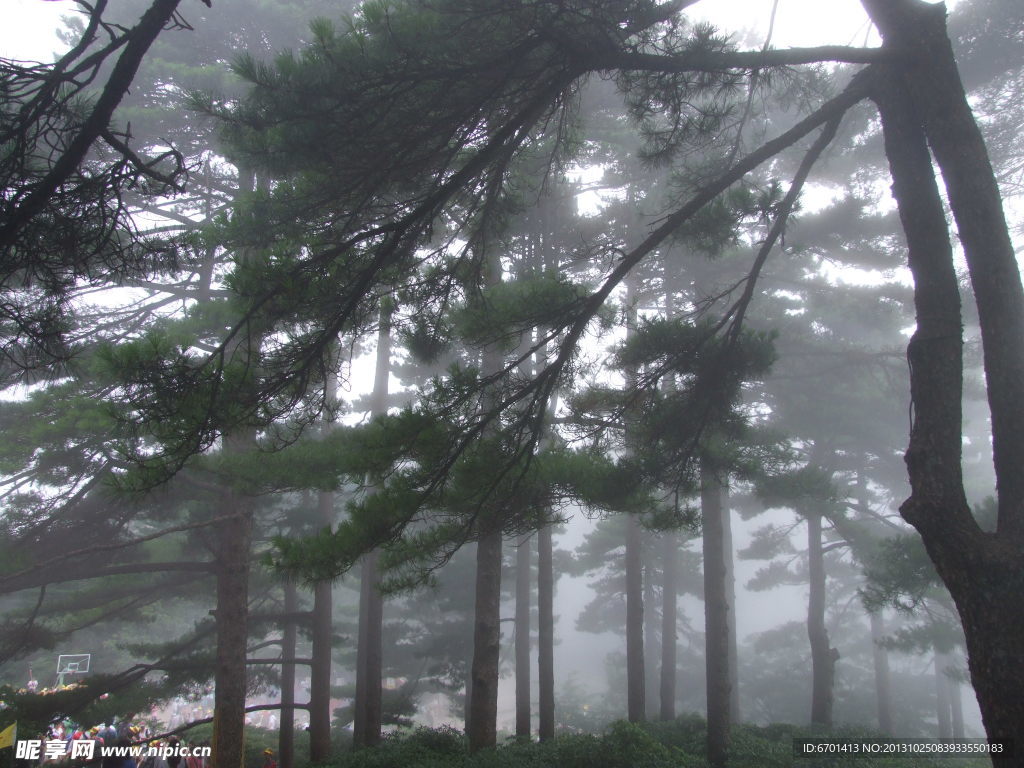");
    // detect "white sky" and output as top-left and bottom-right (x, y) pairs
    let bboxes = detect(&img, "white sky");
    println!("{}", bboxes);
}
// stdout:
(0, 0), (905, 61)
